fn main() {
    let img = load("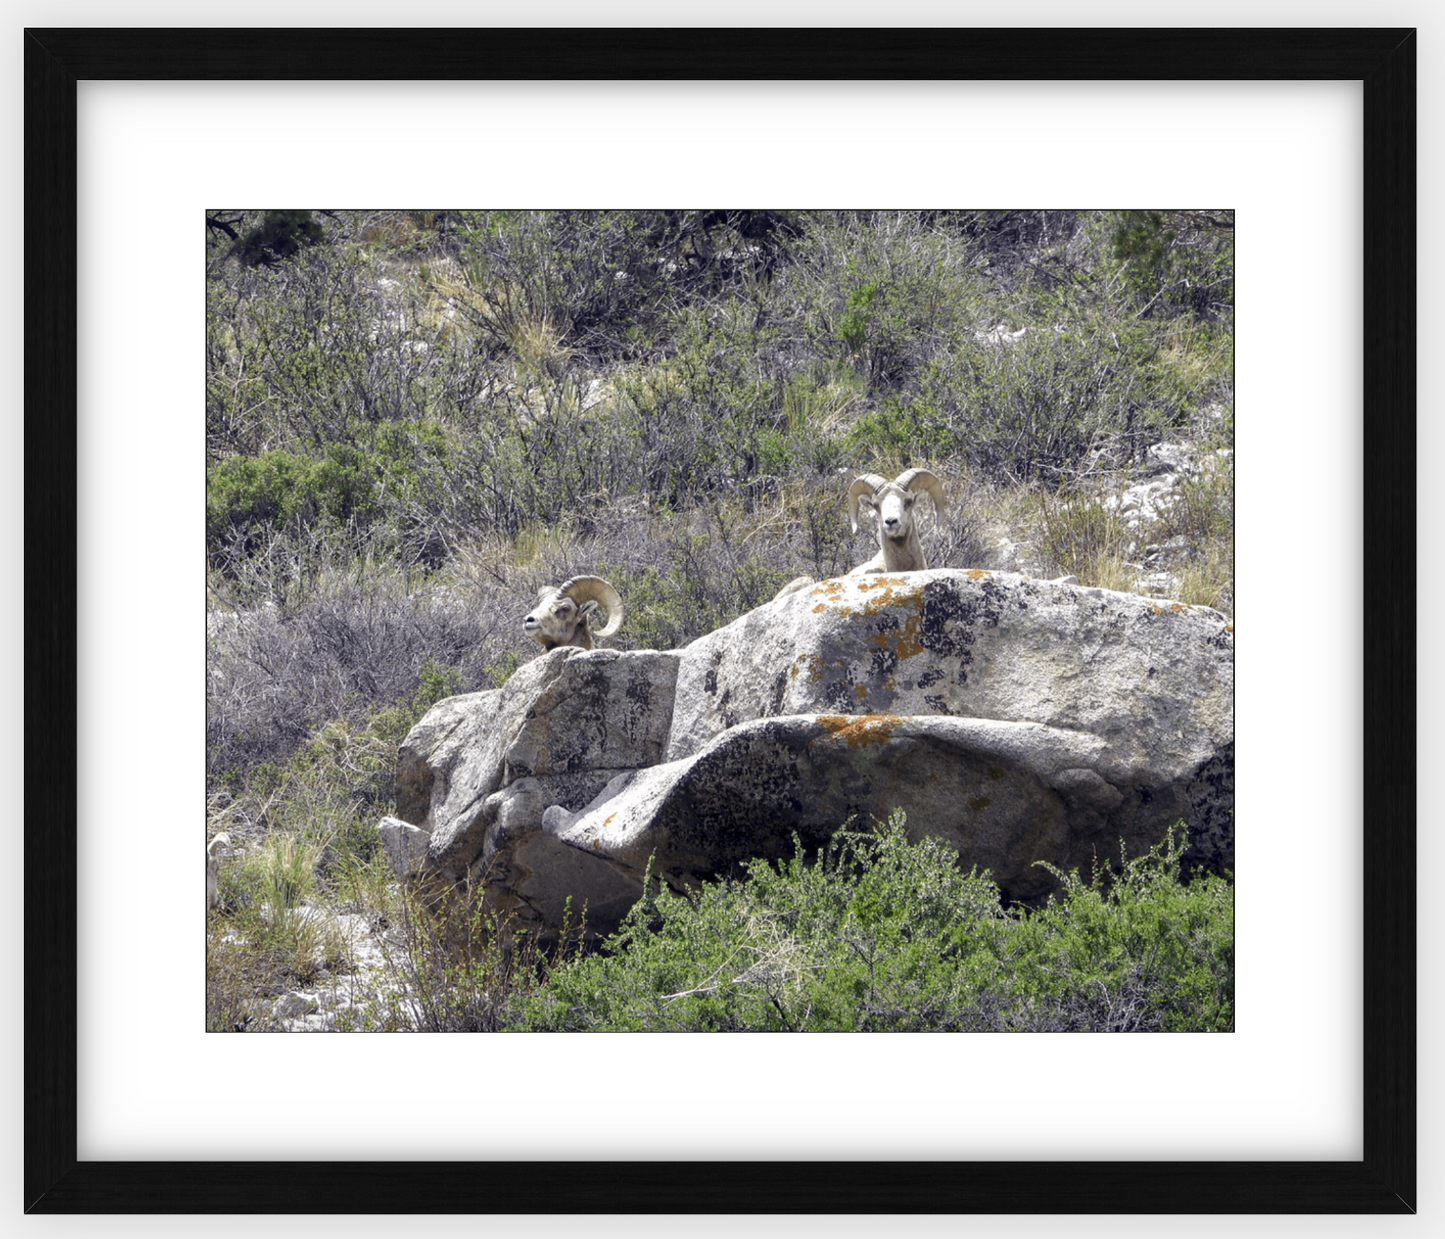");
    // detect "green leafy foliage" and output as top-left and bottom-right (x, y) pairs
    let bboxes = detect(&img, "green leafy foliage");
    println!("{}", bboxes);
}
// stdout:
(1104, 209), (1235, 321)
(519, 814), (1232, 1032)
(1020, 824), (1235, 1031)
(206, 420), (461, 572)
